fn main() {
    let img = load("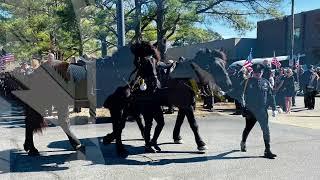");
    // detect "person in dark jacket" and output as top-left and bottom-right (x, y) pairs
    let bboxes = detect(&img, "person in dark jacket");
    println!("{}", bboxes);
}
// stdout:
(301, 65), (318, 109)
(240, 64), (277, 159)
